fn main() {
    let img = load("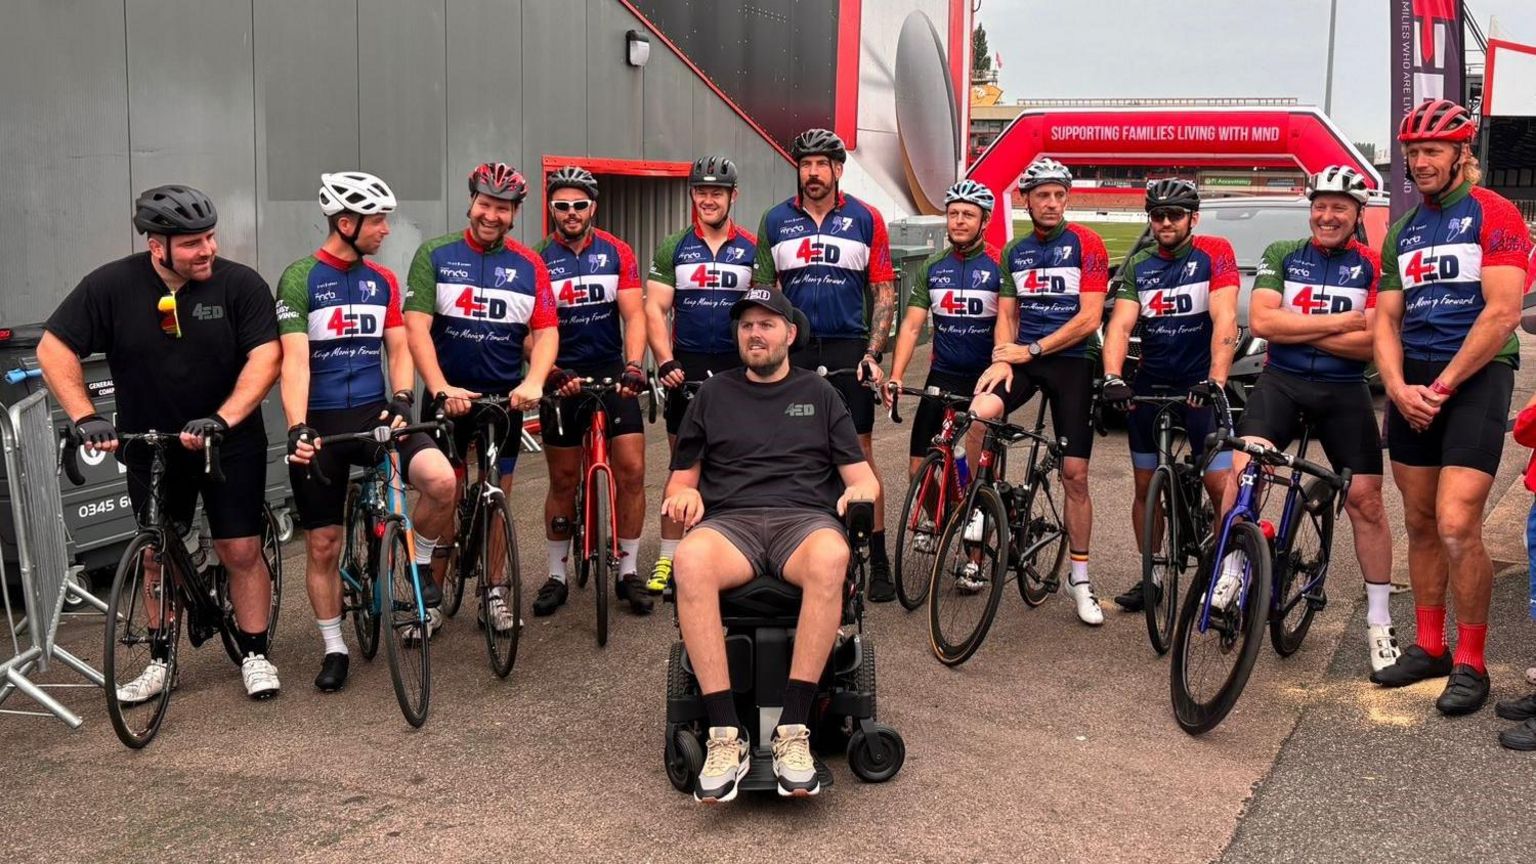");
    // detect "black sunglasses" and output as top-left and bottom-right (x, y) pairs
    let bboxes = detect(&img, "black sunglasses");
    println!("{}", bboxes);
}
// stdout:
(1150, 208), (1190, 224)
